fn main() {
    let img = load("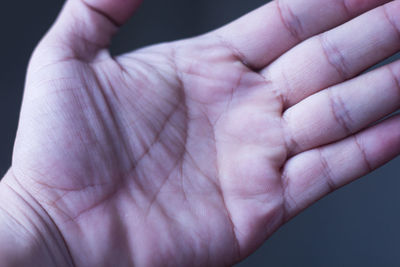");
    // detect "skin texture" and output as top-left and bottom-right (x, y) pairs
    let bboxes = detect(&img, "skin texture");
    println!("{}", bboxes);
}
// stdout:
(0, 0), (399, 266)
